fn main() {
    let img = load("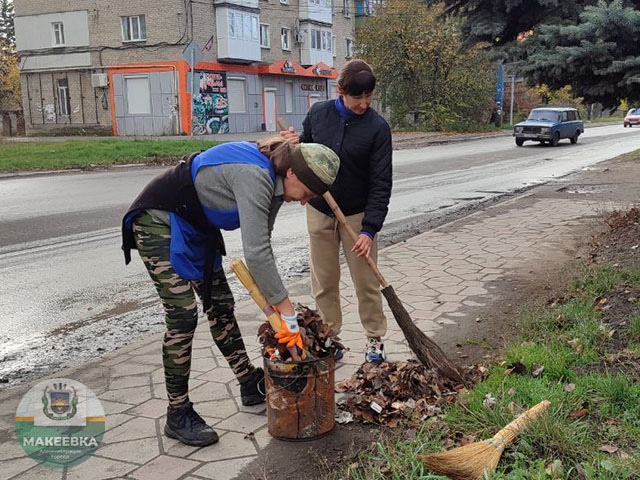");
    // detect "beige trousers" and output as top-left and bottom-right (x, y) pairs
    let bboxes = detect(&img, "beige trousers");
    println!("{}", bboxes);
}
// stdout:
(306, 205), (387, 338)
